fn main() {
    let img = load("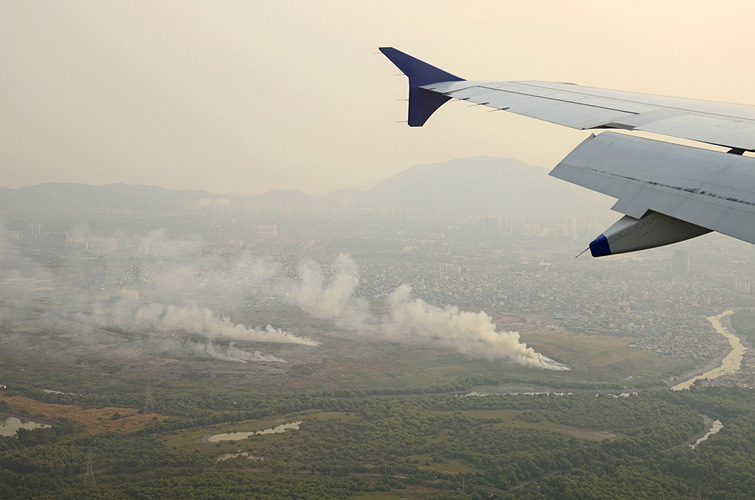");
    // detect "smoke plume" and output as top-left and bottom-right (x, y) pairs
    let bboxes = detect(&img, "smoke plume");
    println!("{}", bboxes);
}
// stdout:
(81, 302), (318, 346)
(278, 255), (370, 330)
(0, 226), (311, 363)
(1, 225), (565, 370)
(385, 285), (566, 370)
(185, 340), (286, 363)
(281, 256), (567, 370)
